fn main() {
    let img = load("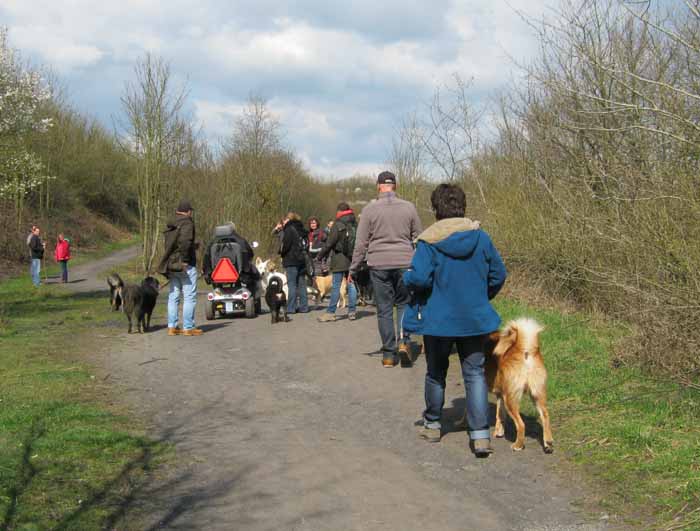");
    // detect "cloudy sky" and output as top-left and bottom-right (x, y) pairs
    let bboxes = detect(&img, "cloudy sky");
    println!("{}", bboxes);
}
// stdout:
(1, 0), (551, 178)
